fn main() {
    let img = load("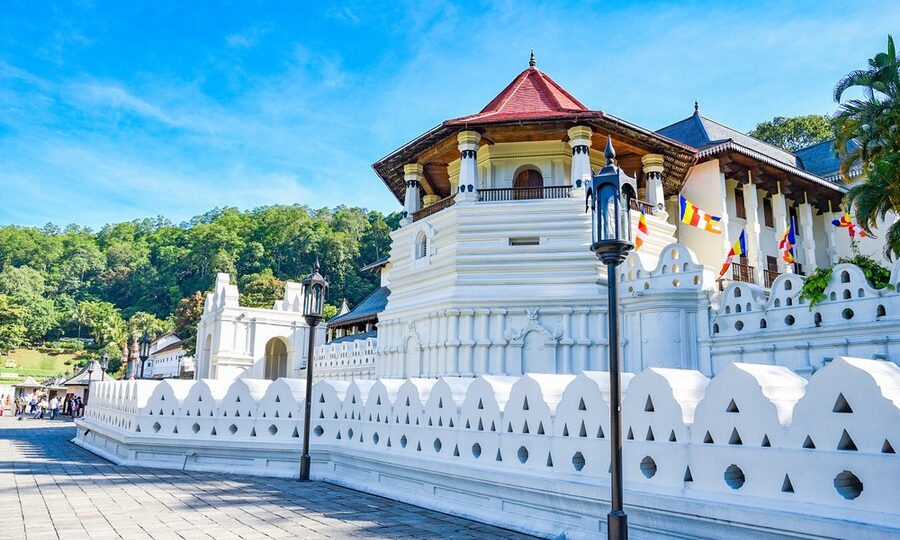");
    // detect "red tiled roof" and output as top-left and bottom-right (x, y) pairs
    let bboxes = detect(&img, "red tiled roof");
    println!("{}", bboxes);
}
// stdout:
(446, 66), (589, 125)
